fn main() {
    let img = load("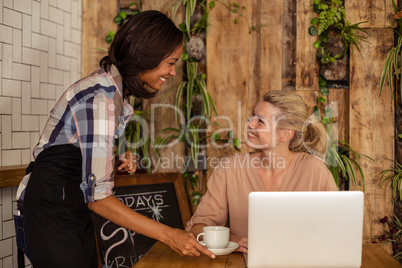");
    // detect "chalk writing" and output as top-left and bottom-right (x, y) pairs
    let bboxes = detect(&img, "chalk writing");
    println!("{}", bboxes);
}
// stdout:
(93, 182), (184, 268)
